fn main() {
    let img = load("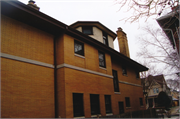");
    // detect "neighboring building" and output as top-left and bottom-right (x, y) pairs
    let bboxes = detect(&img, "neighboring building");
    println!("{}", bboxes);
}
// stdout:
(1, 0), (148, 118)
(171, 90), (179, 106)
(156, 5), (179, 55)
(142, 75), (171, 108)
